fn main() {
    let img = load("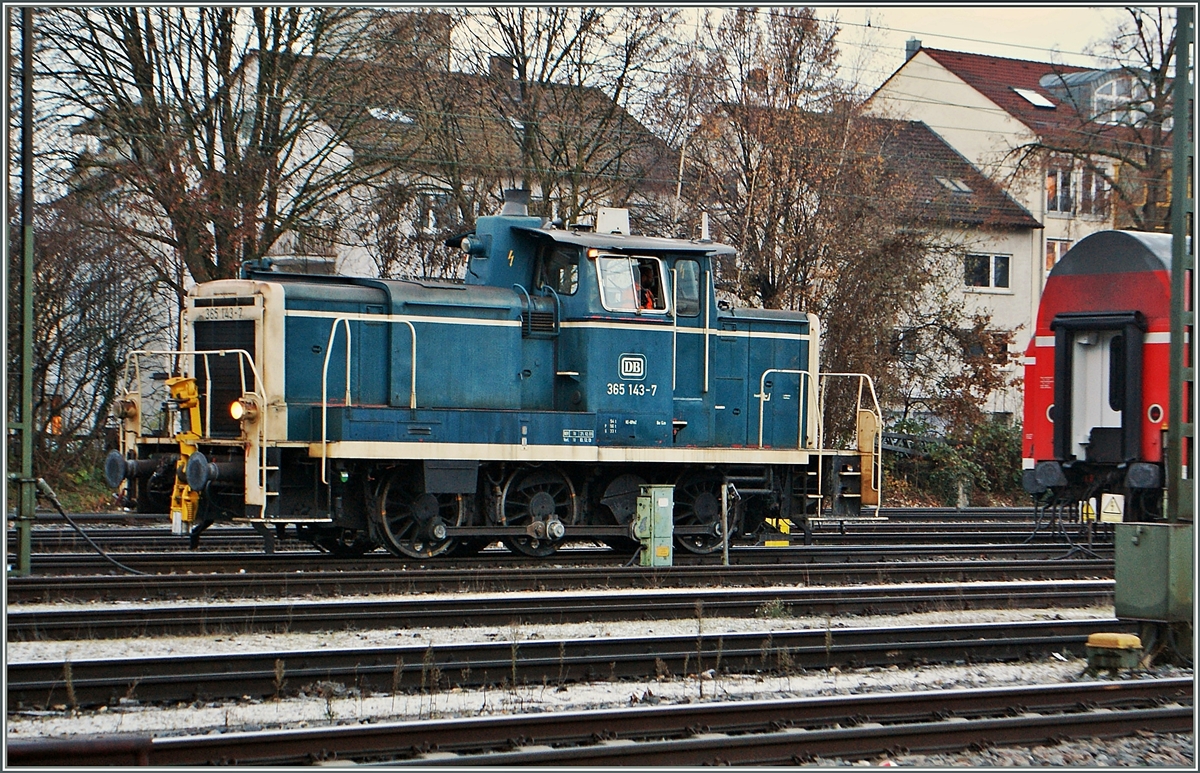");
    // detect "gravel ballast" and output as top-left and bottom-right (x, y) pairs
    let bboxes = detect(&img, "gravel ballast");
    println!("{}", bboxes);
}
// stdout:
(5, 594), (1193, 766)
